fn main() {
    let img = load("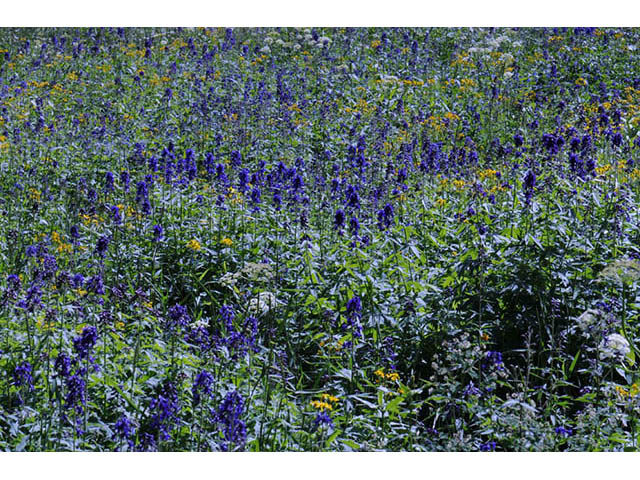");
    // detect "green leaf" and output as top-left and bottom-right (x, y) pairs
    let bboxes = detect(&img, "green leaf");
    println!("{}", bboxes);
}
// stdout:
(626, 348), (636, 367)
(109, 381), (141, 414)
(386, 396), (404, 414)
(351, 394), (376, 409)
(569, 349), (581, 376)
(342, 439), (360, 451)
(325, 429), (341, 447)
